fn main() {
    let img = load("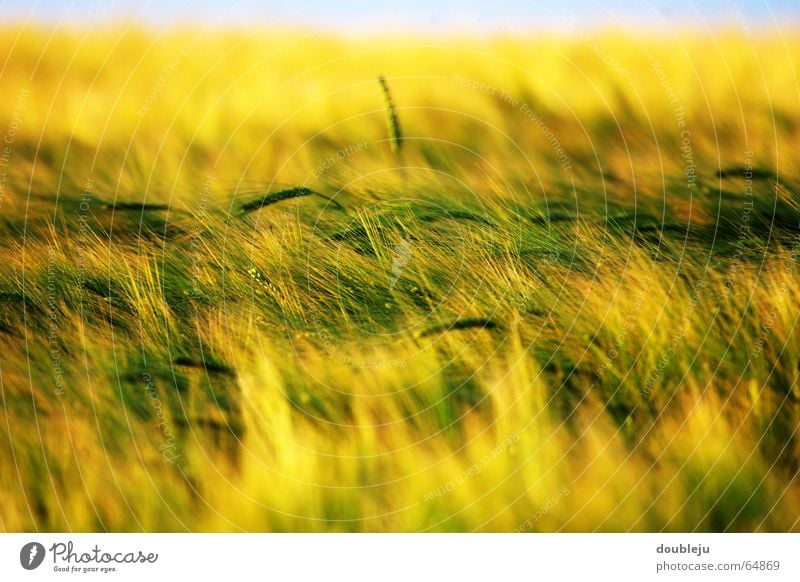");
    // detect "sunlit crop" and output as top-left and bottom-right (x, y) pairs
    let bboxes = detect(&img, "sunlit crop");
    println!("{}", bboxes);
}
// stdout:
(0, 25), (798, 531)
